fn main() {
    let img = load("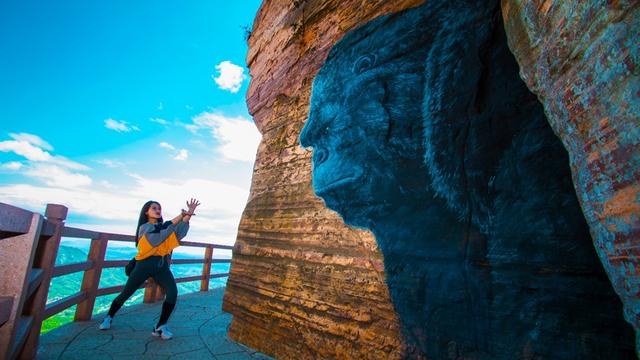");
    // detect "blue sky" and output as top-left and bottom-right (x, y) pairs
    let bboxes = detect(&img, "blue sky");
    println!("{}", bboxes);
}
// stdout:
(0, 1), (263, 254)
